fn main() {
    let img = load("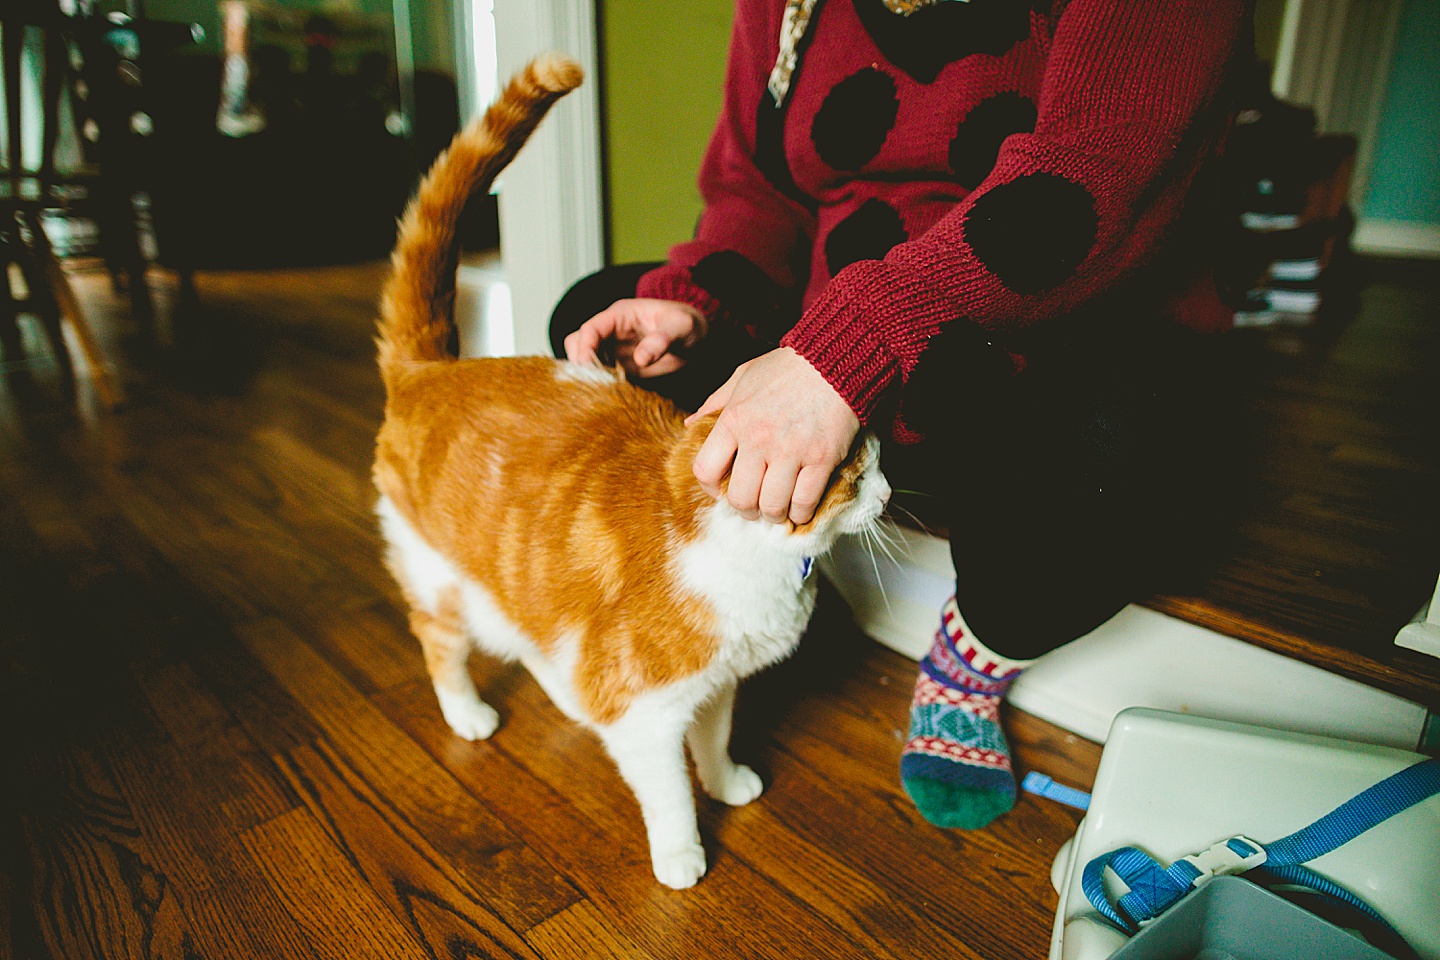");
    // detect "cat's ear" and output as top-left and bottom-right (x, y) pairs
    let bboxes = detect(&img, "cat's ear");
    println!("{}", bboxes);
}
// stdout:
(788, 433), (873, 536)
